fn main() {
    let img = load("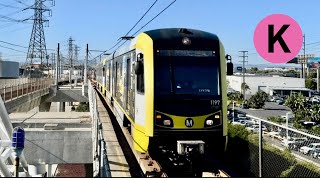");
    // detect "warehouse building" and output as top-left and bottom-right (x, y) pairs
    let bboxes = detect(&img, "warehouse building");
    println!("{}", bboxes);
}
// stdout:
(227, 75), (310, 97)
